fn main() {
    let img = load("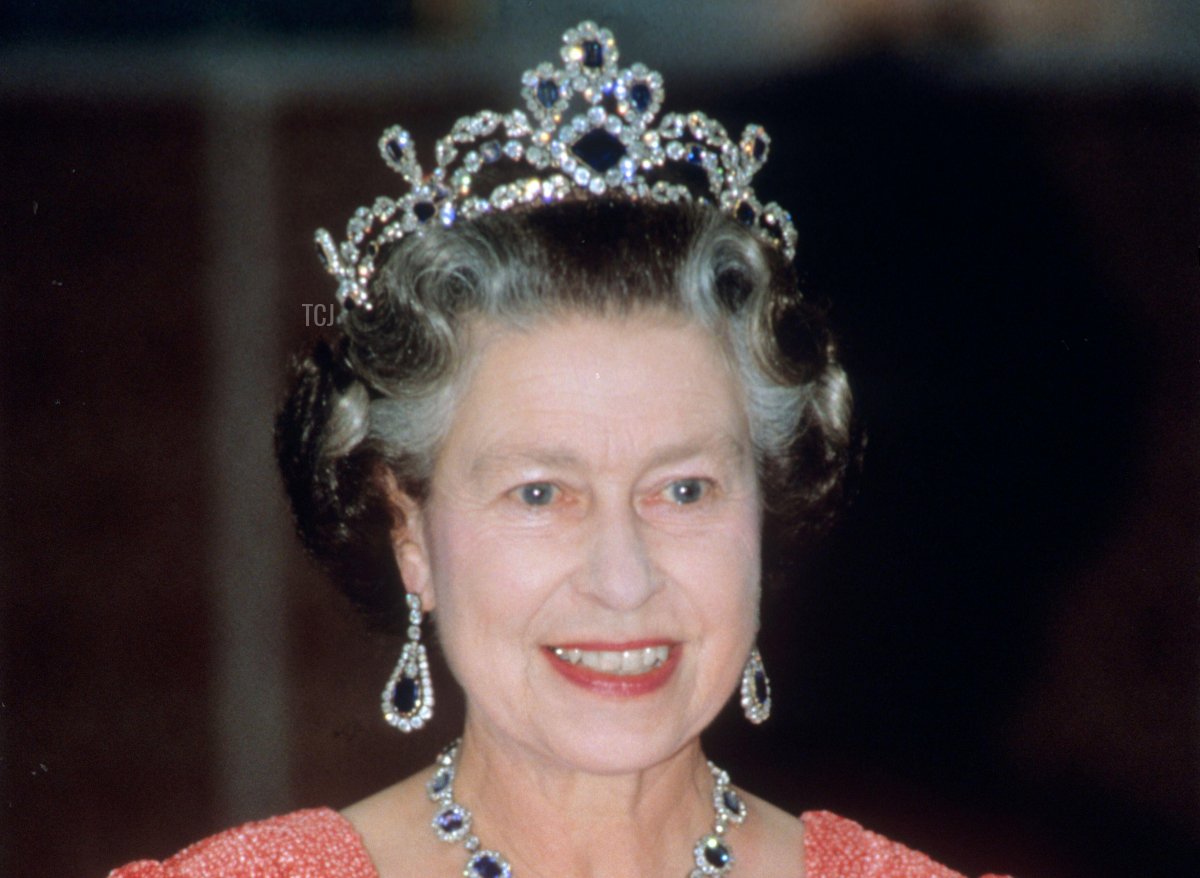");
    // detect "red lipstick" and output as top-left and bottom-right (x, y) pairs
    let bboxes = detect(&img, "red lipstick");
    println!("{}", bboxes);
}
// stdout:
(542, 642), (680, 697)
